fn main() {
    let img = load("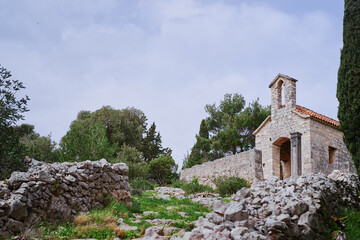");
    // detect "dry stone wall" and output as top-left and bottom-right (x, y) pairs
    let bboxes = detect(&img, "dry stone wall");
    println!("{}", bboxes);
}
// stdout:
(180, 150), (263, 188)
(0, 158), (130, 239)
(183, 170), (360, 240)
